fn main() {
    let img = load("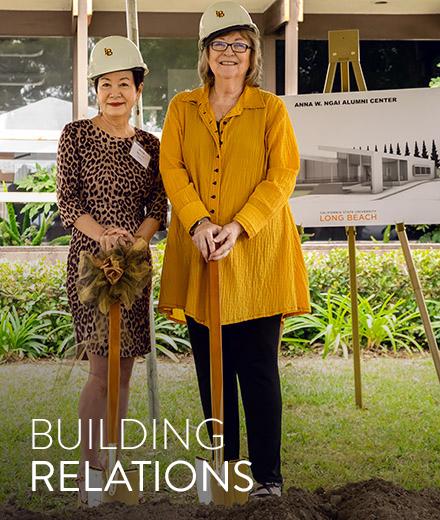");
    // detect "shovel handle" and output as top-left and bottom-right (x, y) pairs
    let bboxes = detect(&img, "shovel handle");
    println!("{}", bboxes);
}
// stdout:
(208, 260), (223, 447)
(108, 302), (121, 447)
